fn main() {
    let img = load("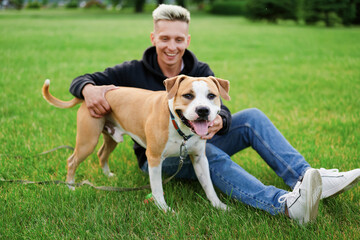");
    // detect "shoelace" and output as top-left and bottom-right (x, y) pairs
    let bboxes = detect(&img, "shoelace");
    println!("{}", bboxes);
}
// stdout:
(278, 181), (301, 204)
(320, 168), (339, 173)
(319, 168), (341, 177)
